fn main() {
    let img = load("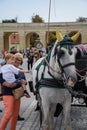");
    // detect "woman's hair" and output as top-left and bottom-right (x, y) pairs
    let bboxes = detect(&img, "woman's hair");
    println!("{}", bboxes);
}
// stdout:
(5, 53), (14, 61)
(14, 53), (23, 65)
